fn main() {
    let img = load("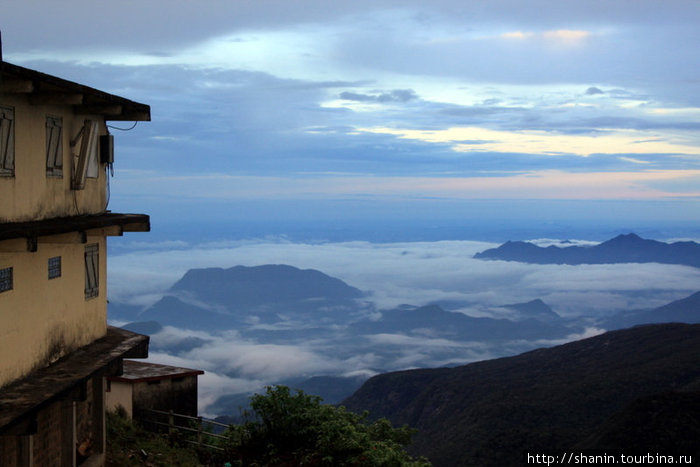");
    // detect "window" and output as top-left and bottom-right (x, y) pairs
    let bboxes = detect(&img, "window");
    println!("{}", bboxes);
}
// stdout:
(0, 106), (14, 176)
(84, 244), (99, 299)
(48, 256), (61, 279)
(71, 120), (98, 189)
(0, 267), (12, 293)
(46, 116), (63, 176)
